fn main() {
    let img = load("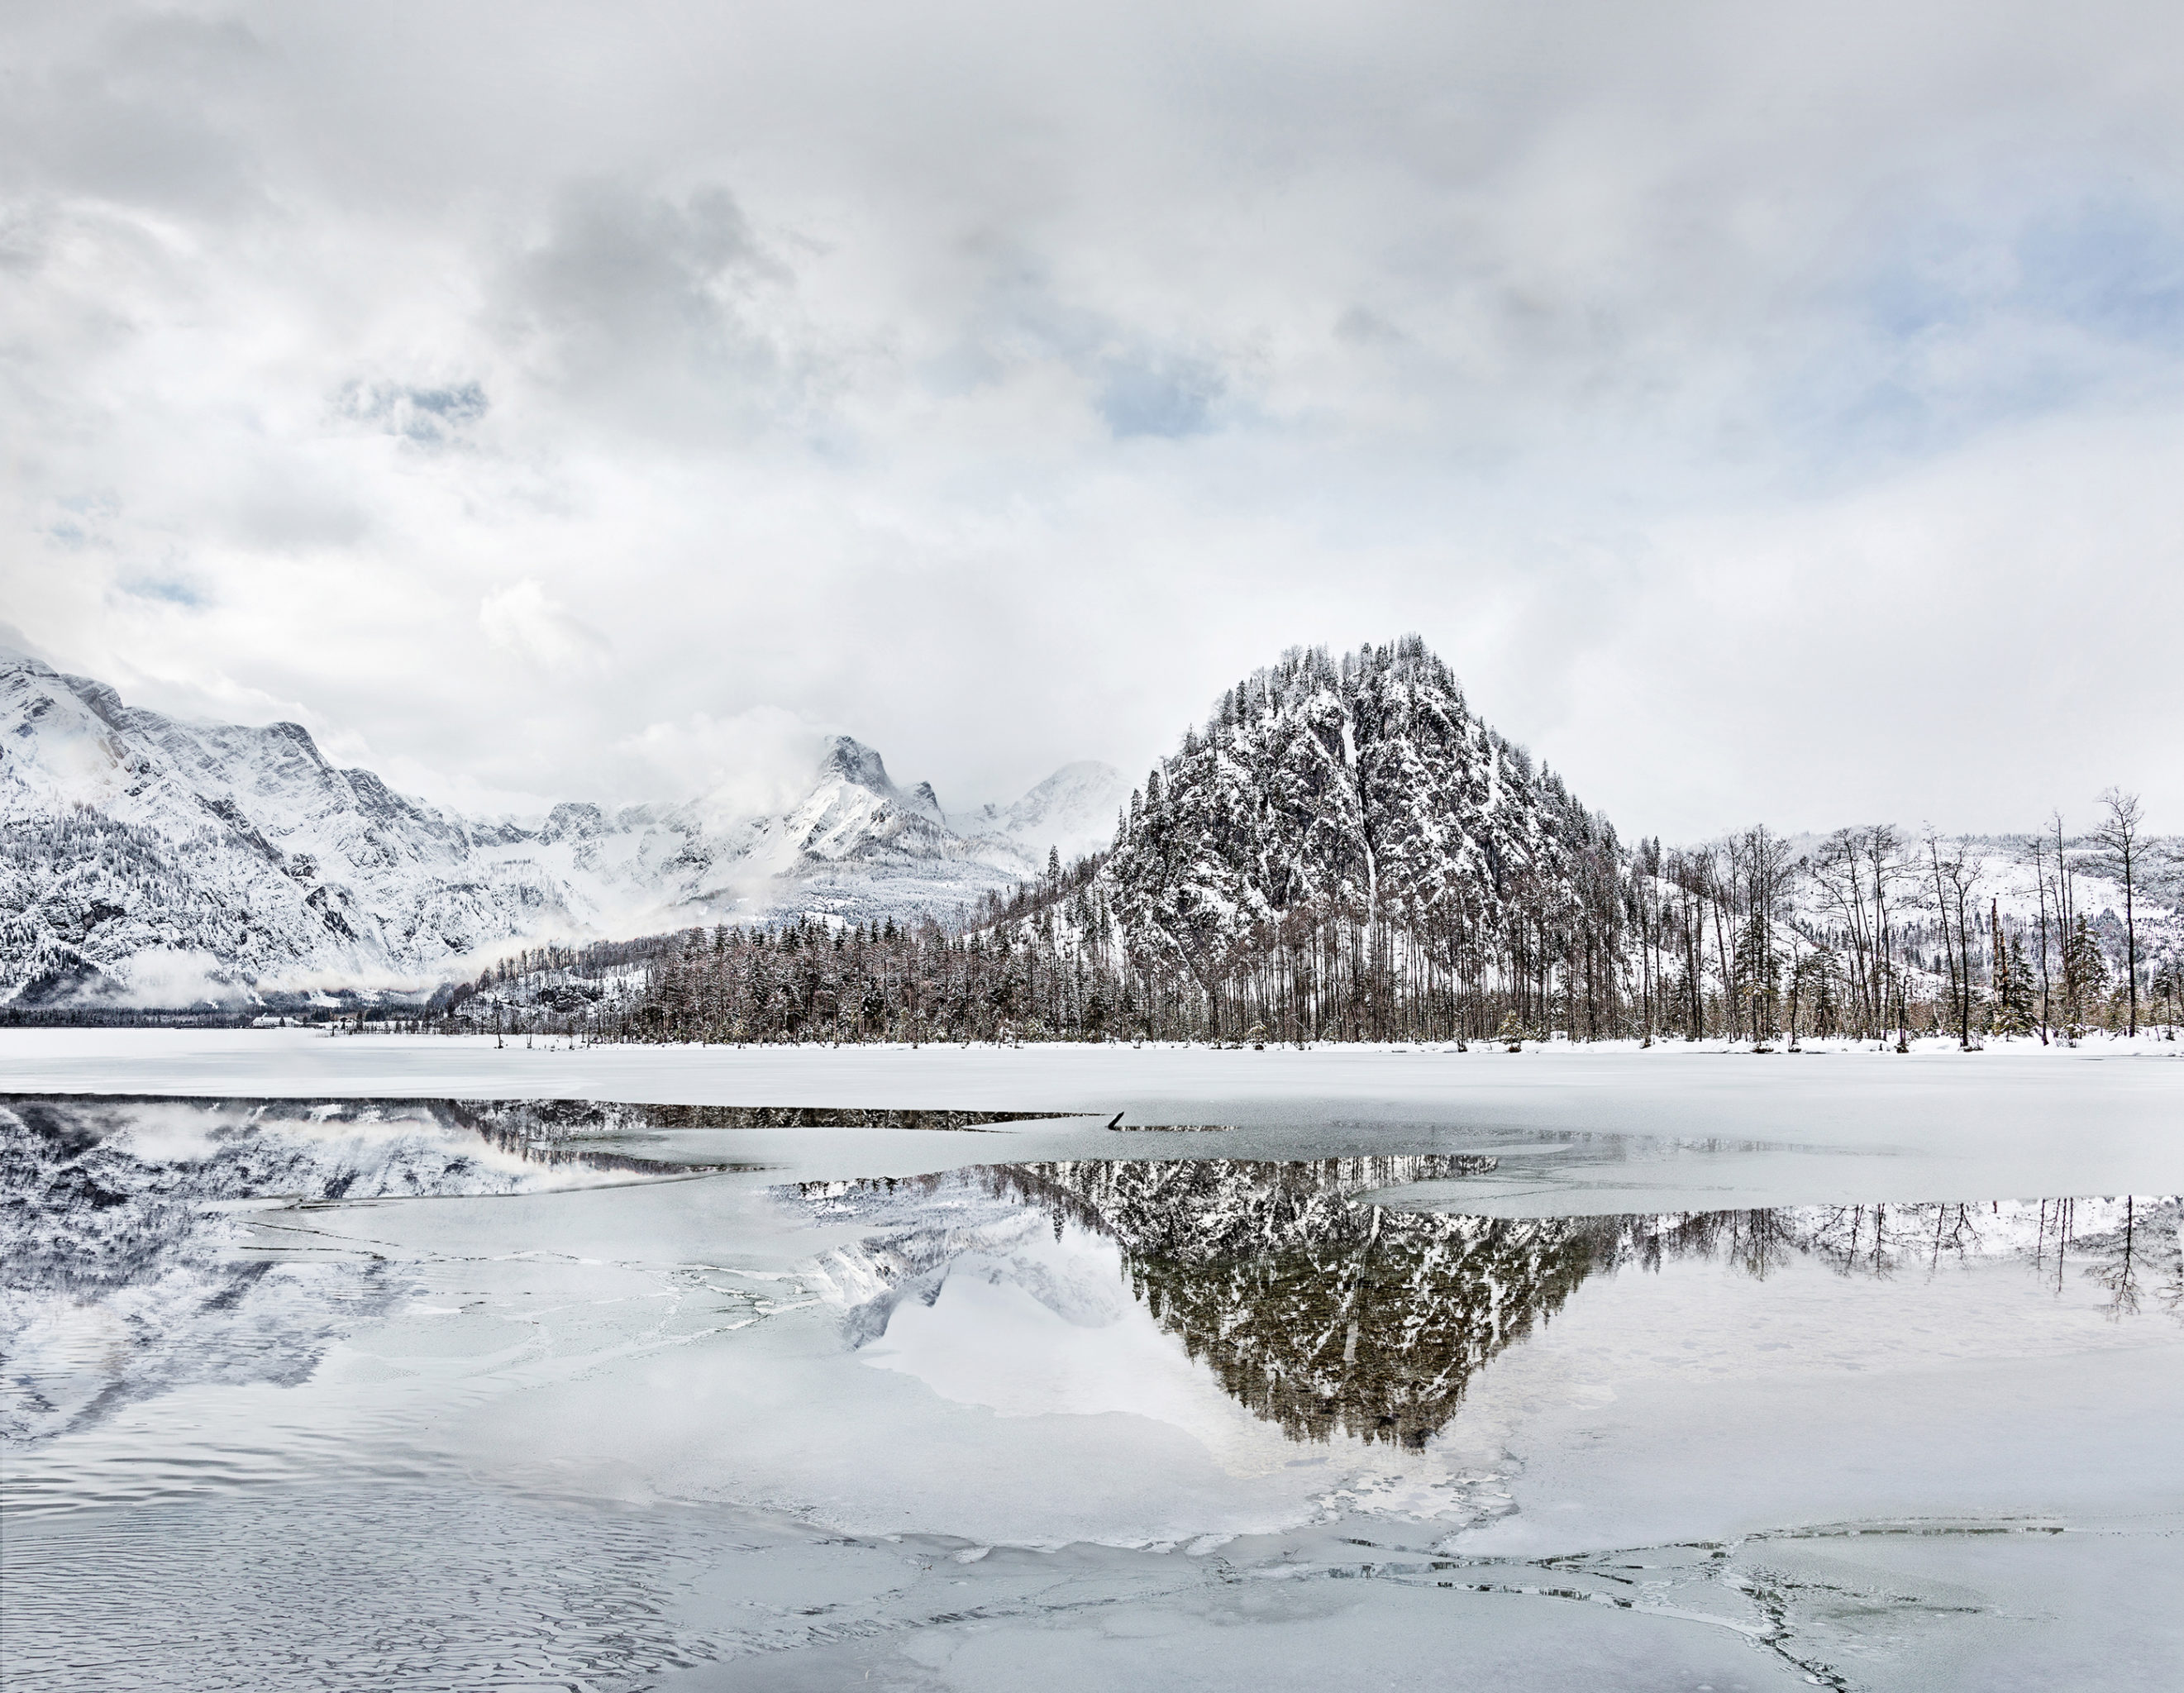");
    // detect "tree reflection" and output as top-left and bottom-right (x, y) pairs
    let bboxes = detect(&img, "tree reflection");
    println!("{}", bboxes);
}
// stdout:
(799, 1162), (2183, 1450)
(987, 1157), (1571, 1450)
